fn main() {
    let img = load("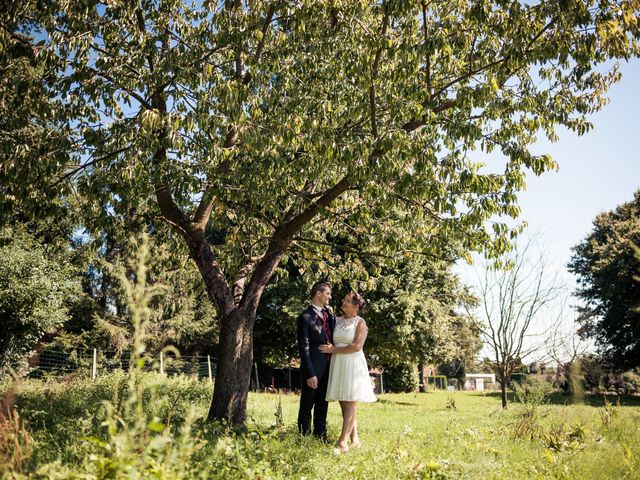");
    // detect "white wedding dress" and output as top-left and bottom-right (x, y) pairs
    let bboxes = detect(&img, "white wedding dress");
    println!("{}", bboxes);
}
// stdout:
(325, 316), (377, 403)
